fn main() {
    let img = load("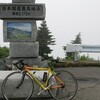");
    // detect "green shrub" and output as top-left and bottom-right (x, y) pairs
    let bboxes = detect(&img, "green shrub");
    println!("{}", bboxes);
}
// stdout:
(52, 61), (100, 68)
